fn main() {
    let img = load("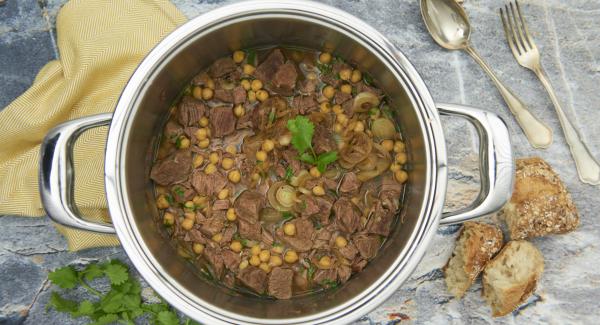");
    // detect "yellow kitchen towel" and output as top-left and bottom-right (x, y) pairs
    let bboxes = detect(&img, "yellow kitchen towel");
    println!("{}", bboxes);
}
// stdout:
(0, 0), (186, 251)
